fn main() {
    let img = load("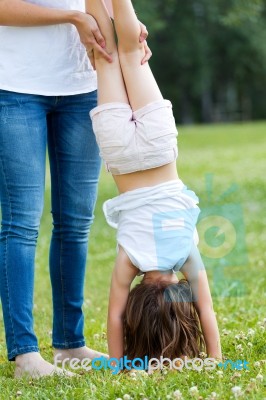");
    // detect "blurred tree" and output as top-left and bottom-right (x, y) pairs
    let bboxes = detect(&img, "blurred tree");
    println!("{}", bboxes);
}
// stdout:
(135, 0), (266, 123)
(220, 0), (266, 120)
